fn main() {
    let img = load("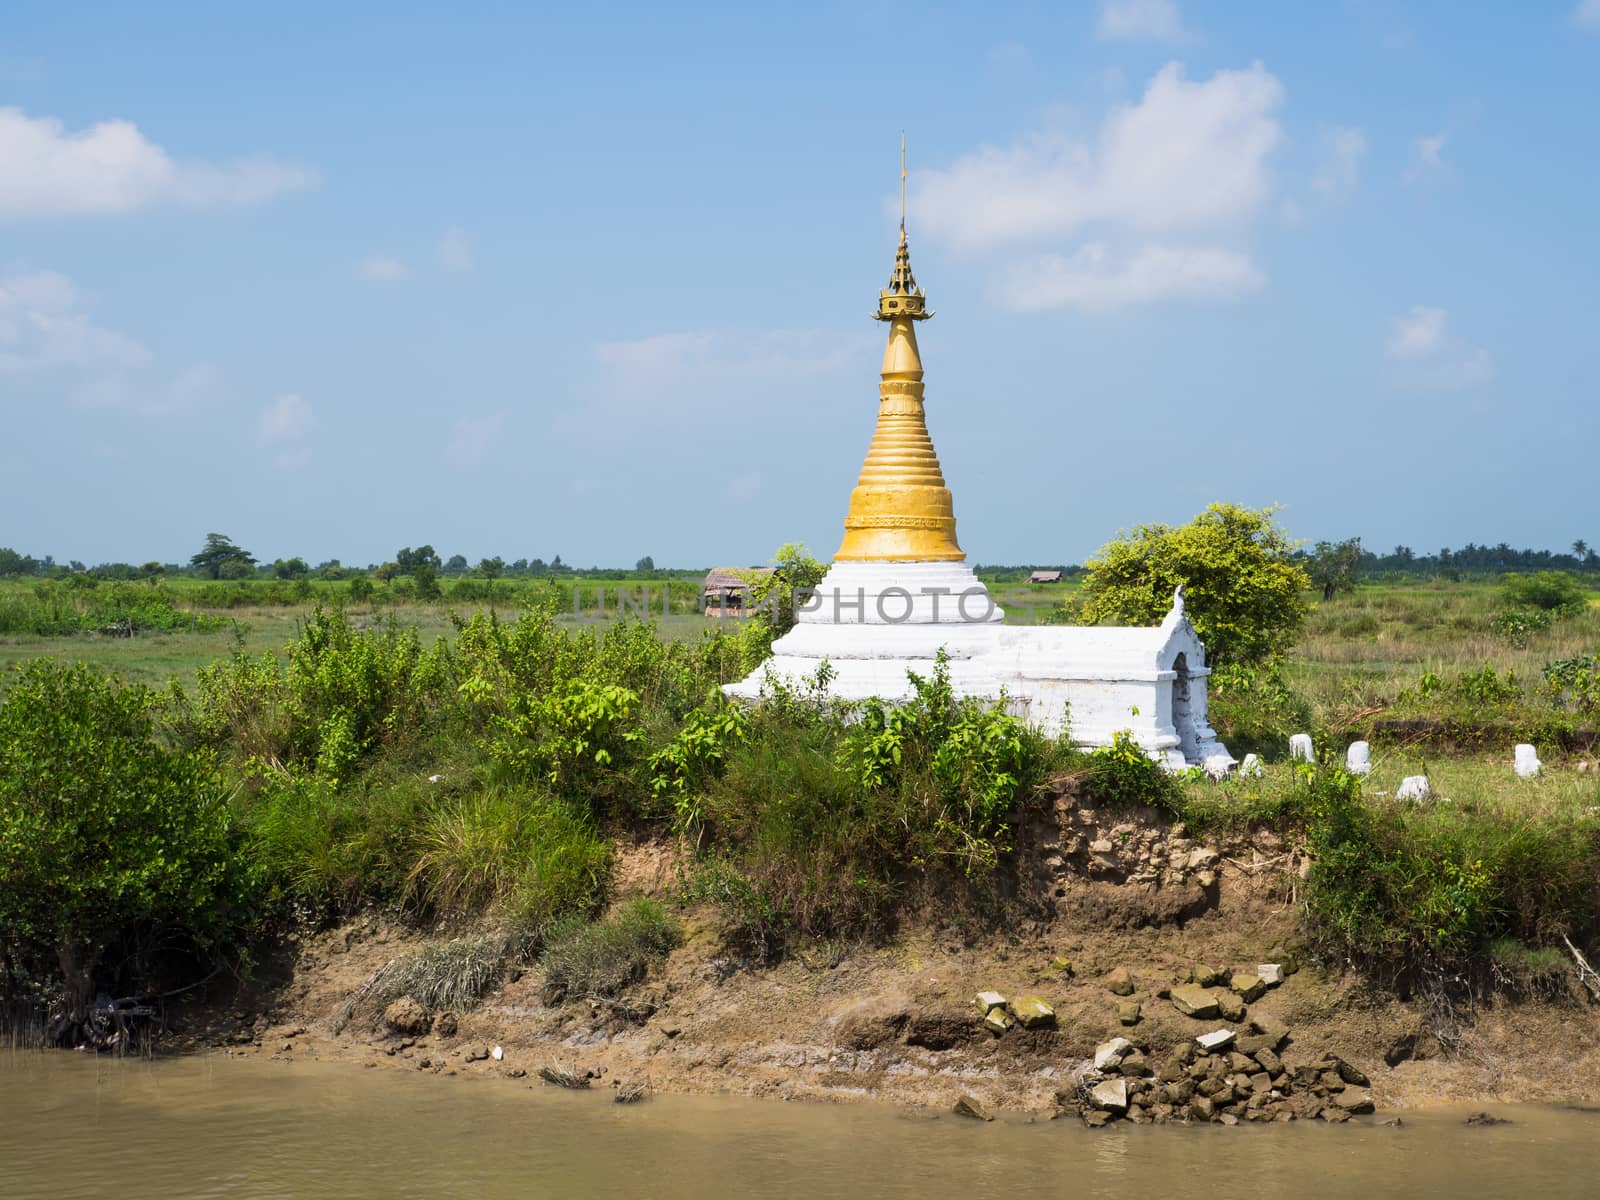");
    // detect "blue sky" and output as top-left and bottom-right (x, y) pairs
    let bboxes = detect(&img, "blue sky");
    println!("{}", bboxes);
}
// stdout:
(3, 1), (1598, 568)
